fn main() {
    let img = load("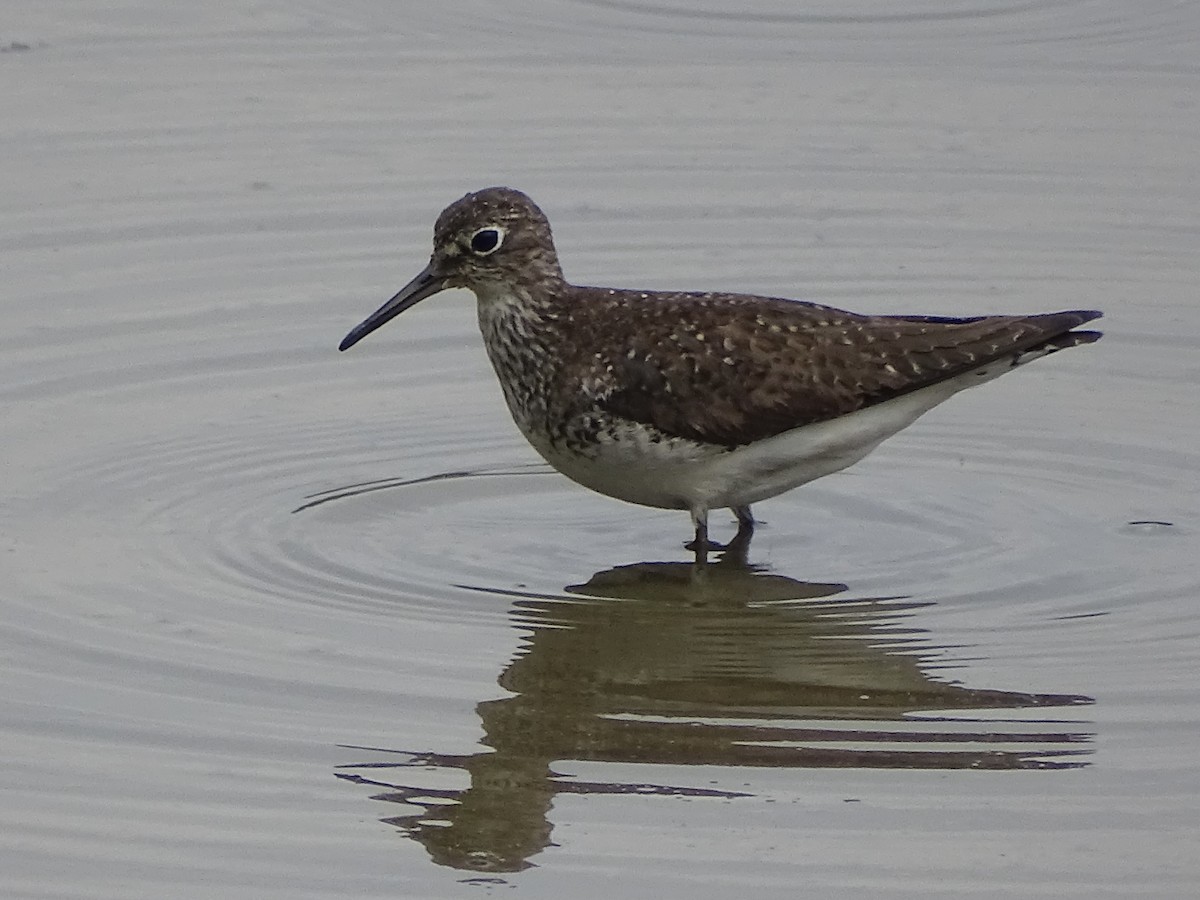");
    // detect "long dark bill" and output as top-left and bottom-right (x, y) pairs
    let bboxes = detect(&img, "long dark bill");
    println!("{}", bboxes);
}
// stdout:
(338, 261), (445, 351)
